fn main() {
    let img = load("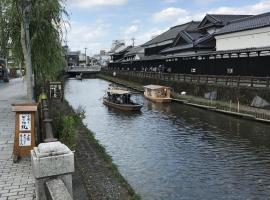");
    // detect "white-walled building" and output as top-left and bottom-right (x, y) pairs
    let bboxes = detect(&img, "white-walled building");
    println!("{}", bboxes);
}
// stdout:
(215, 13), (270, 51)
